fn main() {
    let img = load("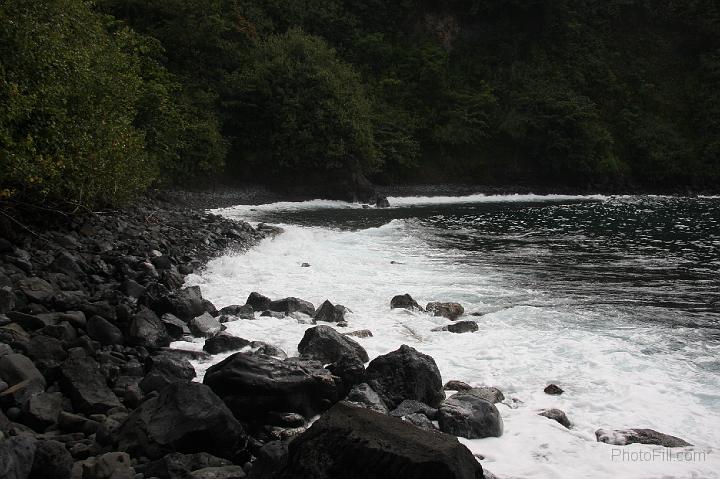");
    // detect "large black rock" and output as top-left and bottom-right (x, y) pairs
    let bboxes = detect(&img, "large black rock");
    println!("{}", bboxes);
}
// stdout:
(365, 345), (444, 409)
(390, 294), (423, 311)
(139, 353), (196, 394)
(204, 352), (338, 423)
(274, 402), (484, 479)
(59, 357), (121, 414)
(128, 307), (171, 349)
(117, 381), (246, 460)
(87, 315), (124, 346)
(298, 325), (368, 364)
(437, 393), (503, 439)
(268, 297), (315, 316)
(203, 333), (251, 354)
(313, 300), (346, 323)
(245, 292), (272, 312)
